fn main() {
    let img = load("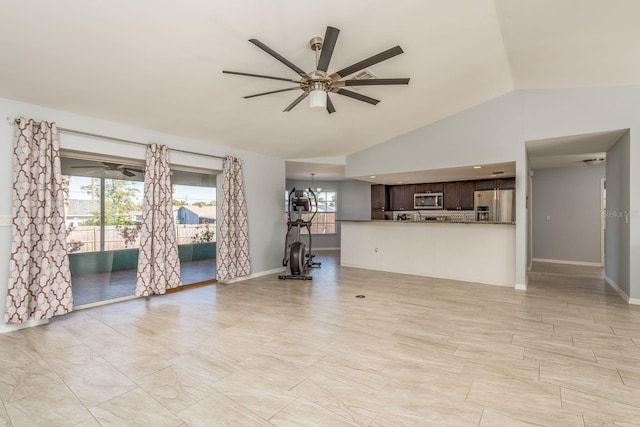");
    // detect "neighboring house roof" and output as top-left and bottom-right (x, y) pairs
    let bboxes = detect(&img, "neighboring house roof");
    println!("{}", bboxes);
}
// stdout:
(179, 206), (217, 220)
